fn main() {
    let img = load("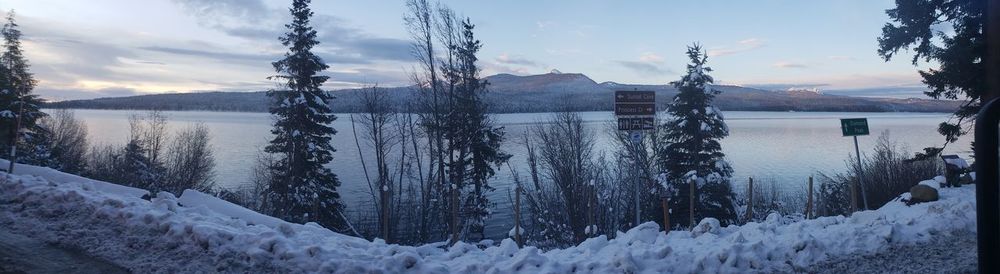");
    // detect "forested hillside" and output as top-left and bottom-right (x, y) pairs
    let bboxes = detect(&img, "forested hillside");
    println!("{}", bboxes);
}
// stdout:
(45, 72), (962, 113)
